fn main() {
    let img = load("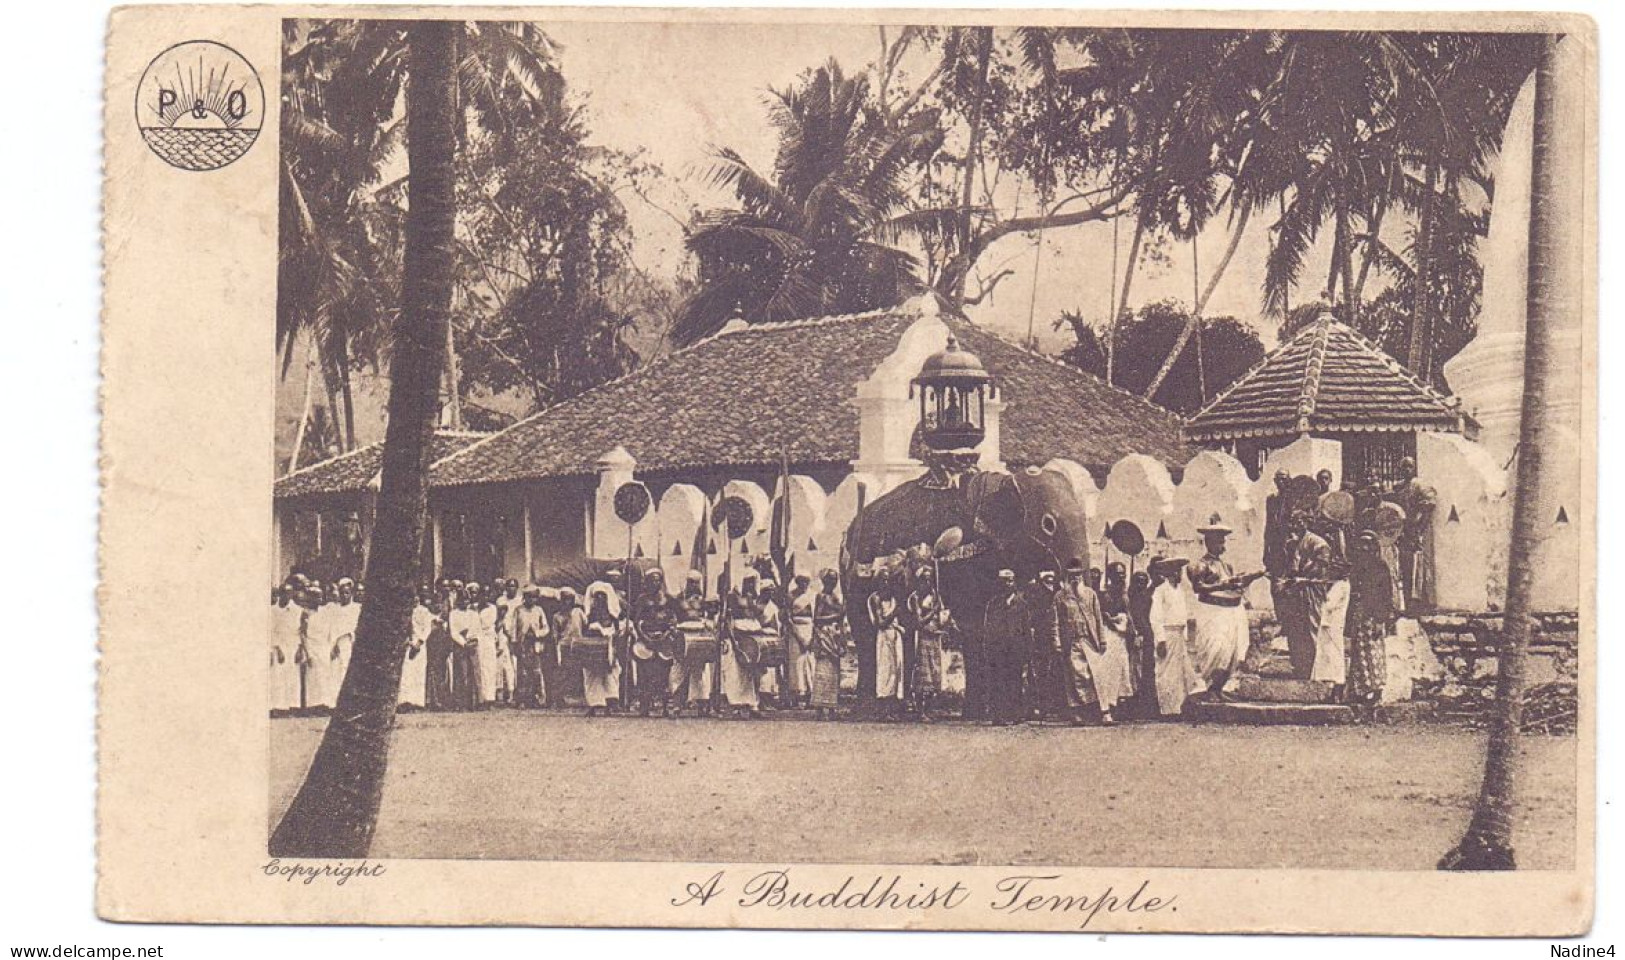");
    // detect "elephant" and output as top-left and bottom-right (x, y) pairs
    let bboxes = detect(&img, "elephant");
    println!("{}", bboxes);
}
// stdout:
(839, 464), (1093, 717)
